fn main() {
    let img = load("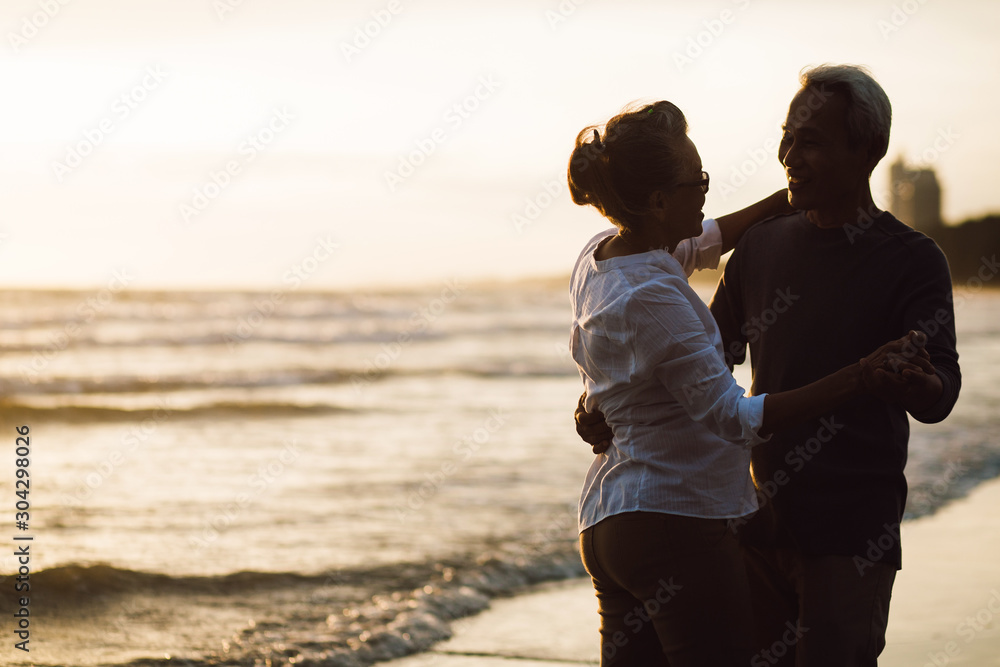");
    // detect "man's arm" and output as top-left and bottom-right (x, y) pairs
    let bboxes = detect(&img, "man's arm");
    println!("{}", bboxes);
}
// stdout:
(575, 392), (612, 454)
(716, 189), (793, 254)
(885, 241), (961, 422)
(709, 242), (749, 372)
(763, 331), (934, 435)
